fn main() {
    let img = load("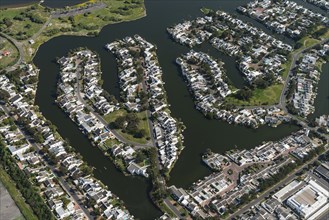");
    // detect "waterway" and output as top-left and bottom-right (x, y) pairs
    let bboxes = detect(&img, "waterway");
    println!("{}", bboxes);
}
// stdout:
(0, 0), (86, 8)
(11, 0), (326, 219)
